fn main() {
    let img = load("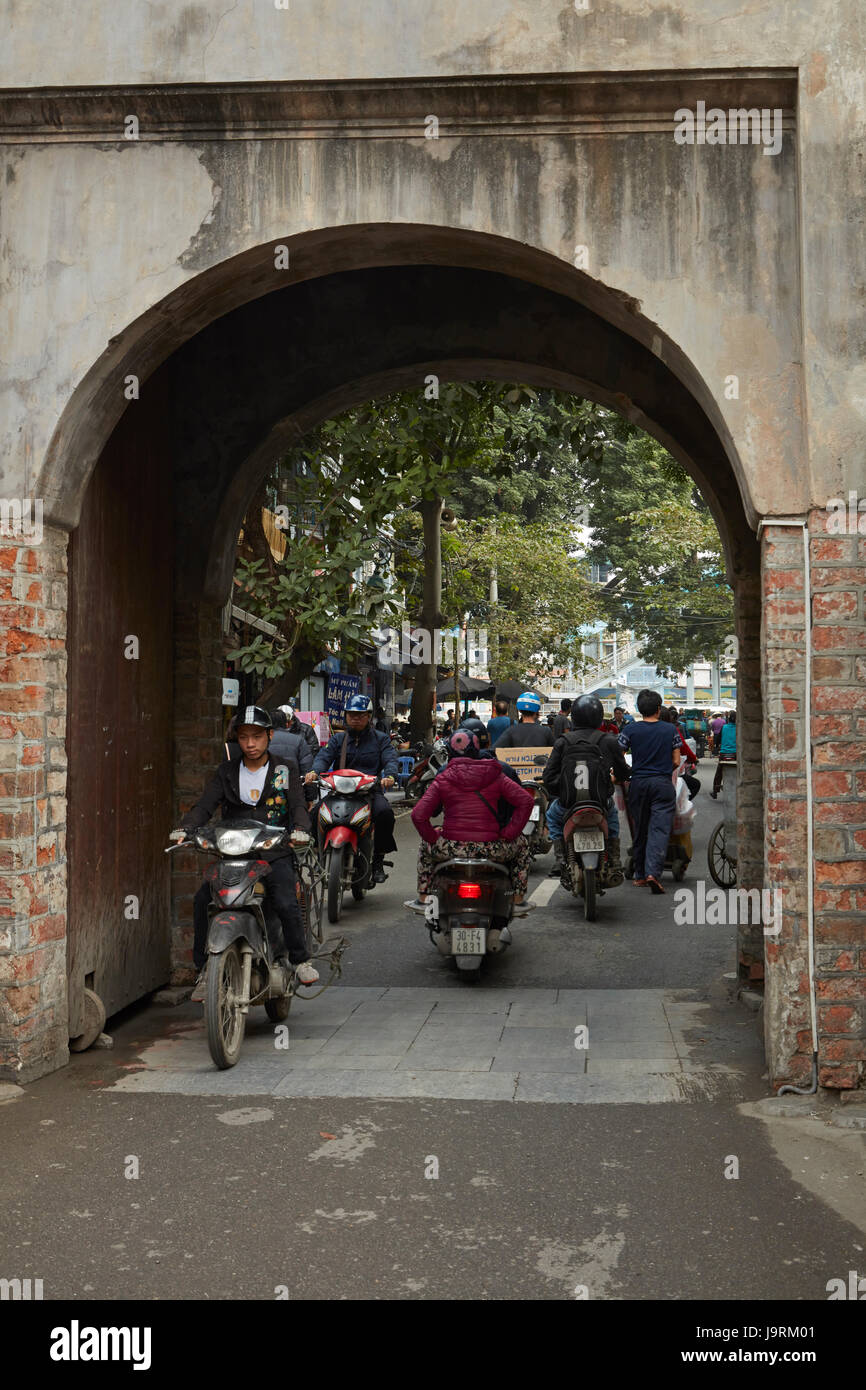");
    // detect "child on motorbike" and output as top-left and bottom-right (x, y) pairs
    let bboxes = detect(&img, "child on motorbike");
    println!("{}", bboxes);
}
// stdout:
(409, 728), (535, 906)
